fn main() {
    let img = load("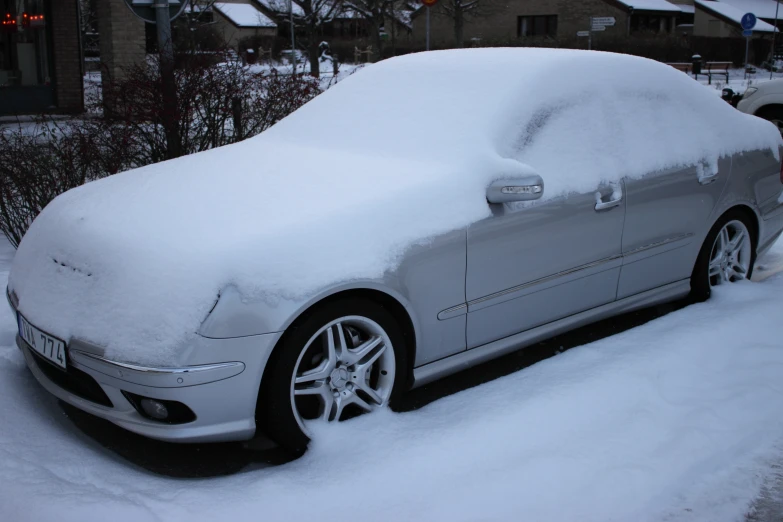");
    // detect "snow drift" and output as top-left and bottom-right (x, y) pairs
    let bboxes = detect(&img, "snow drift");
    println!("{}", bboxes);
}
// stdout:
(9, 48), (782, 364)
